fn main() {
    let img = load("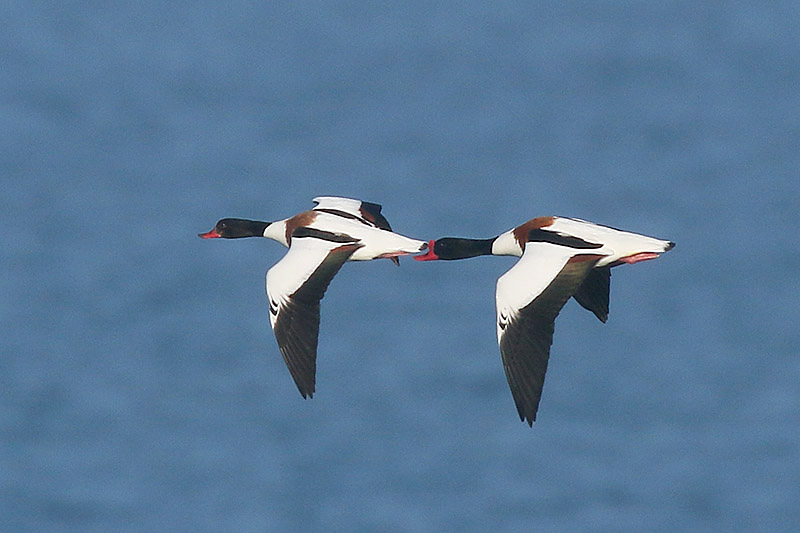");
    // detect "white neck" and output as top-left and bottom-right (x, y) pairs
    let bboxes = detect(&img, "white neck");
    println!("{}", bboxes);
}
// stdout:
(491, 230), (523, 256)
(263, 220), (289, 247)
